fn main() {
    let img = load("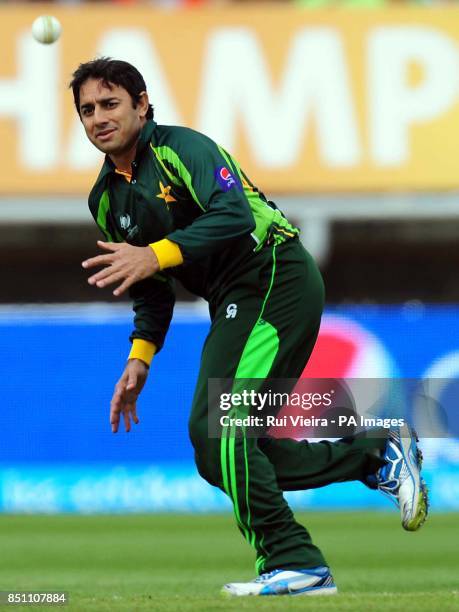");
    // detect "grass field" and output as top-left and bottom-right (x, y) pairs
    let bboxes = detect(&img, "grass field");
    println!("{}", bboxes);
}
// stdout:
(1, 512), (457, 611)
